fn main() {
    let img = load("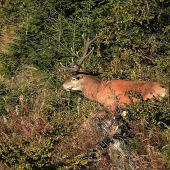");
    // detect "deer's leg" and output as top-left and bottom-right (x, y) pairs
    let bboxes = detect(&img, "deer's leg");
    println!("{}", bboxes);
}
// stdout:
(107, 103), (119, 117)
(87, 109), (106, 120)
(88, 103), (119, 119)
